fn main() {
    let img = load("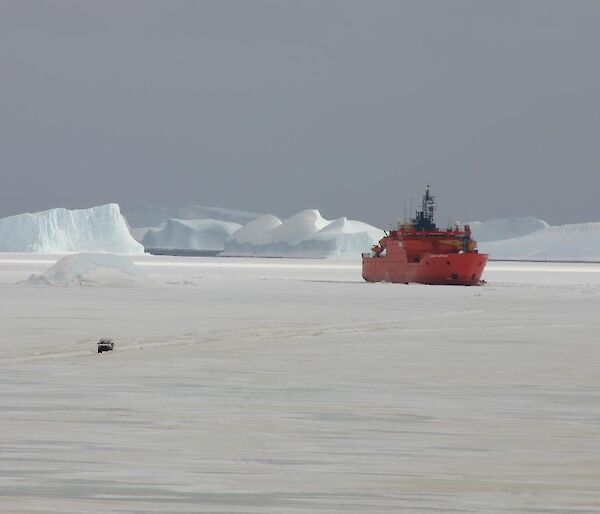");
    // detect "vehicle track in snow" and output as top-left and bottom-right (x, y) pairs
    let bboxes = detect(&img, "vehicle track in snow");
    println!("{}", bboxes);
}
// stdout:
(0, 308), (491, 366)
